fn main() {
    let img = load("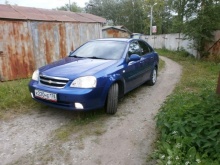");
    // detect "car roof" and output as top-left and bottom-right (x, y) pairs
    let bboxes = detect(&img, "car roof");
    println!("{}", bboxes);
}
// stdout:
(96, 38), (133, 43)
